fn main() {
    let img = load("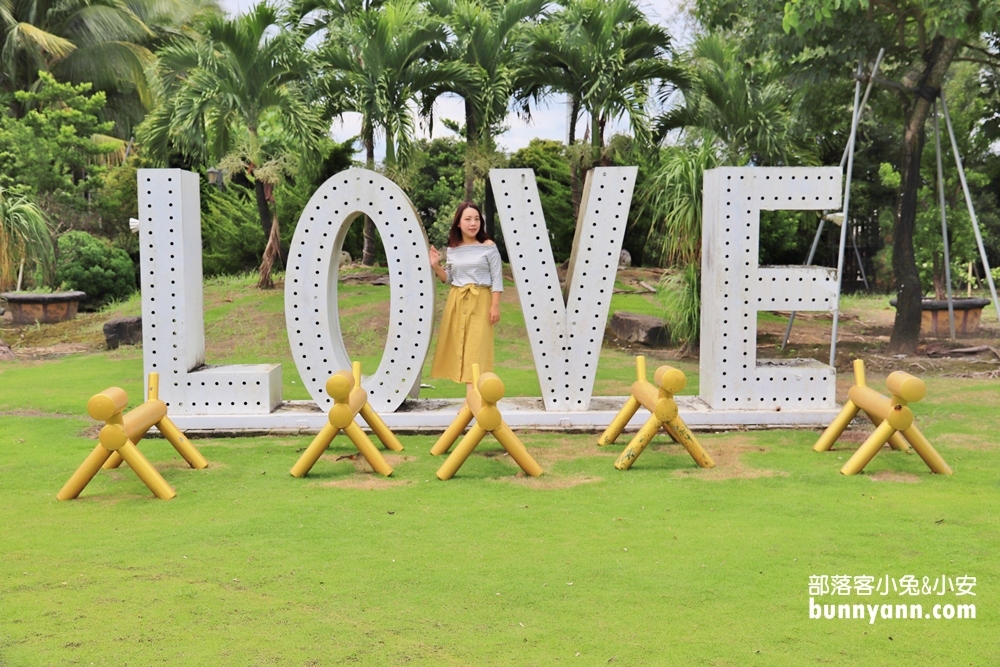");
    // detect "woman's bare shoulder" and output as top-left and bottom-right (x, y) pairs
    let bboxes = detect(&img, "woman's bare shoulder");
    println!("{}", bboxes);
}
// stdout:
(483, 239), (495, 246)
